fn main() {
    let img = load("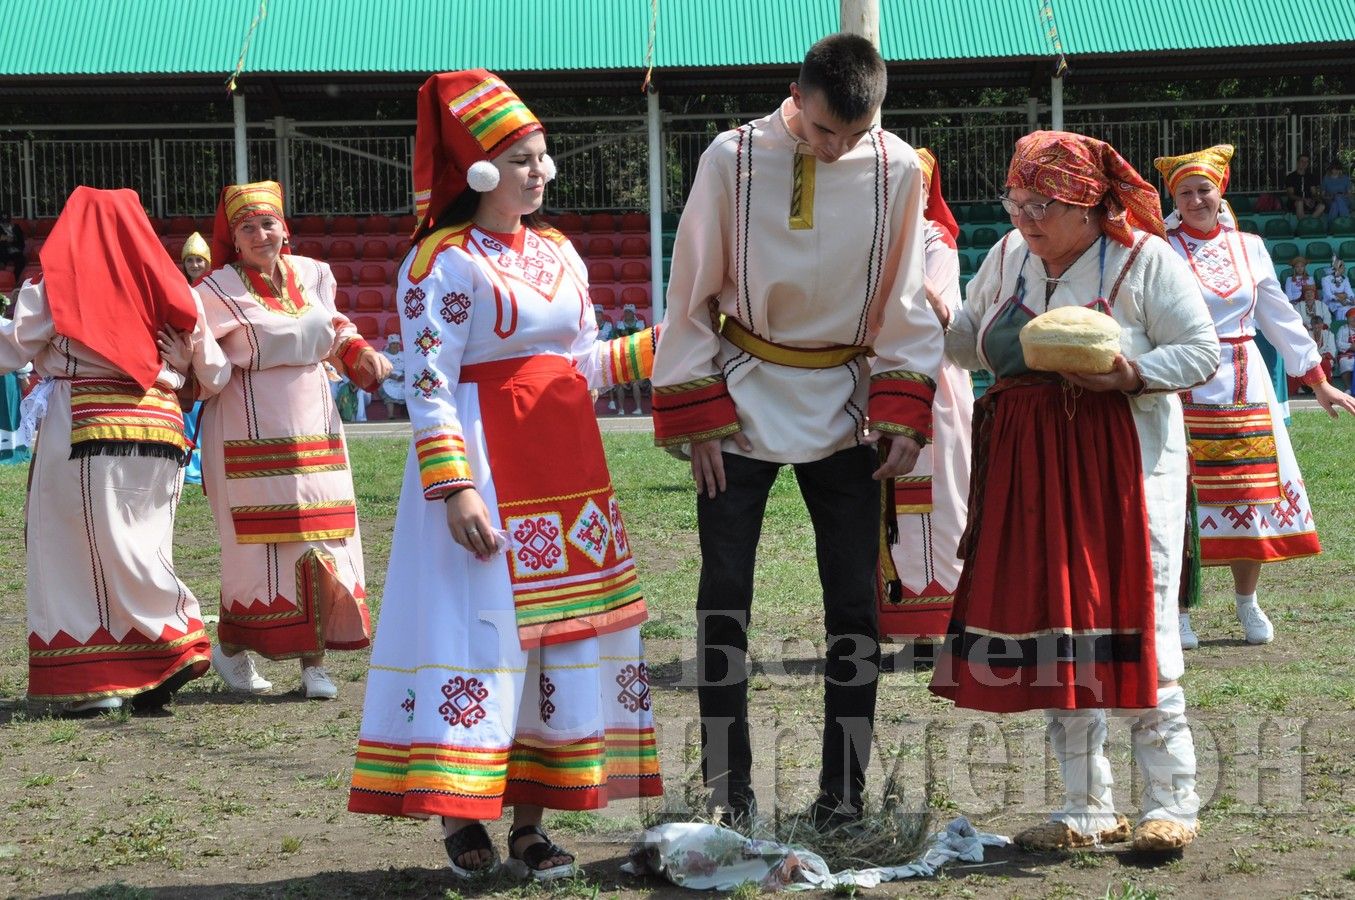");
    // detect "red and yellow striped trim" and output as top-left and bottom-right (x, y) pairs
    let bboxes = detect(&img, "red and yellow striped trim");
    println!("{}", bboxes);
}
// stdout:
(1183, 402), (1283, 505)
(223, 433), (348, 479)
(449, 76), (541, 155)
(69, 378), (188, 452)
(894, 475), (934, 514)
(415, 428), (473, 499)
(868, 371), (936, 445)
(229, 500), (356, 544)
(651, 376), (741, 448)
(408, 224), (473, 284)
(605, 326), (659, 386)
